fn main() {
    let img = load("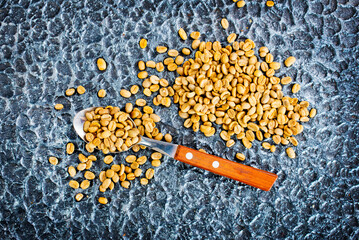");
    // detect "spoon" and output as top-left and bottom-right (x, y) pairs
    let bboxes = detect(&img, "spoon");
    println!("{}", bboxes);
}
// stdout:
(73, 107), (278, 191)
